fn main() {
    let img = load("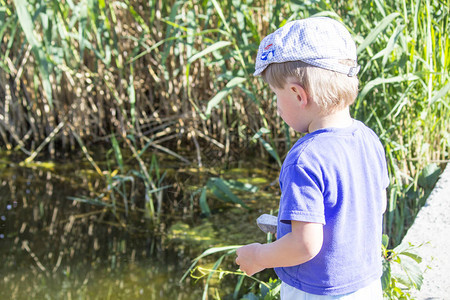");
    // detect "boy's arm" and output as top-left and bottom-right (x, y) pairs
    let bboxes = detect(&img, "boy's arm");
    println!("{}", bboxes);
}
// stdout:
(235, 220), (323, 276)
